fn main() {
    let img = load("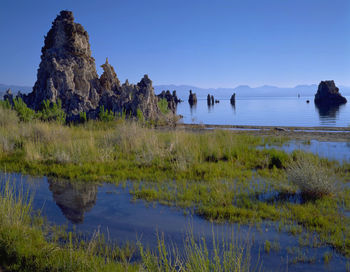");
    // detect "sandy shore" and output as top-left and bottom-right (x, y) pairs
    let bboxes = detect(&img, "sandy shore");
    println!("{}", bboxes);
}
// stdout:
(173, 123), (350, 142)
